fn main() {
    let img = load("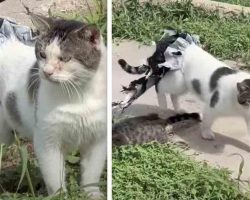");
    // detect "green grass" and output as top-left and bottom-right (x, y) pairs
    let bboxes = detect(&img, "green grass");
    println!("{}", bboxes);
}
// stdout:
(113, 0), (250, 64)
(213, 0), (250, 7)
(52, 0), (107, 40)
(113, 143), (250, 200)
